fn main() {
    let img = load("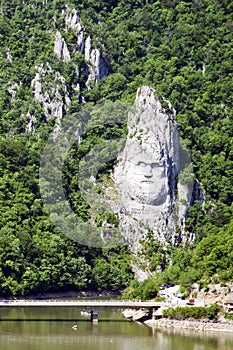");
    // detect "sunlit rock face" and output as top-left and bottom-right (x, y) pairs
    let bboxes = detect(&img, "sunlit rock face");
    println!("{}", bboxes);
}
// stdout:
(114, 86), (192, 250)
(84, 36), (108, 90)
(30, 62), (71, 138)
(54, 31), (71, 62)
(26, 6), (108, 136)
